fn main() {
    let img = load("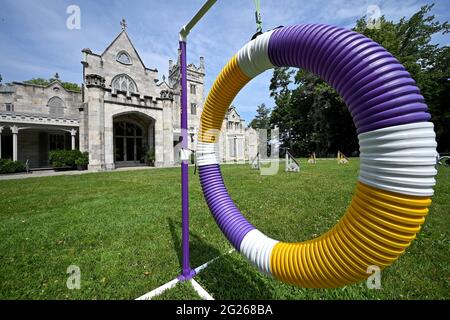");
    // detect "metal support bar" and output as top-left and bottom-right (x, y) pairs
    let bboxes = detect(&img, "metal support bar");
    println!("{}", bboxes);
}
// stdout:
(254, 0), (262, 33)
(179, 0), (218, 41)
(178, 0), (217, 282)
